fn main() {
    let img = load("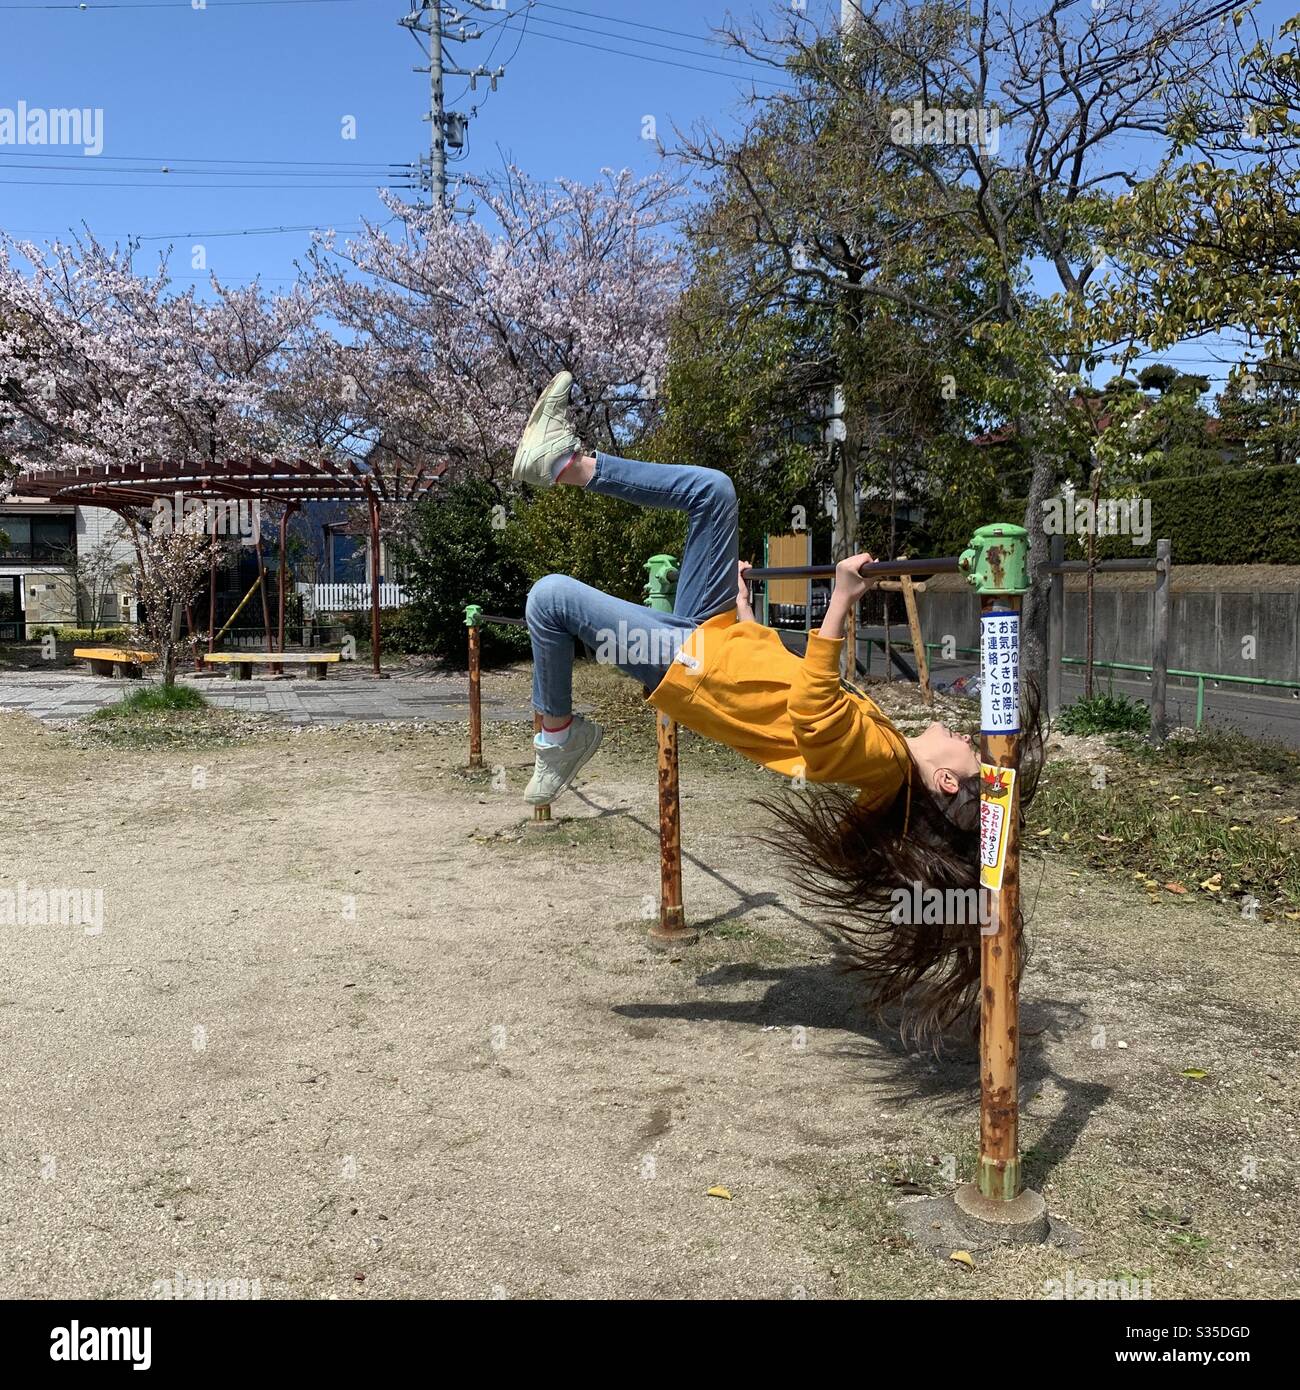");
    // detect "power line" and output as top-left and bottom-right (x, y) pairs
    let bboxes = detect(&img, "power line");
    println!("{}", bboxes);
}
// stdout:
(5, 221), (349, 237)
(0, 151), (410, 168)
(525, 9), (782, 73)
(0, 160), (406, 178)
(0, 177), (411, 188)
(0, 0), (359, 9)
(497, 19), (794, 88)
(134, 220), (378, 240)
(533, 1), (781, 58)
